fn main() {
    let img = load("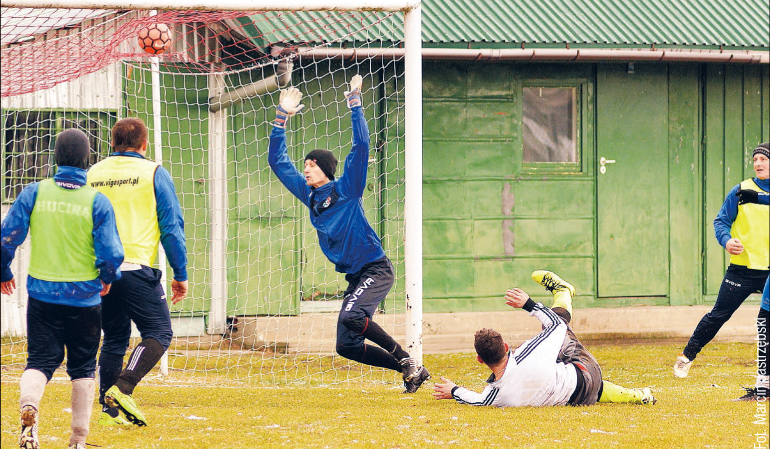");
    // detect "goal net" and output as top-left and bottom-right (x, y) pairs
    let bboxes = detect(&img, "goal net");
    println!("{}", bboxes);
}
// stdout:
(1, 2), (422, 387)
